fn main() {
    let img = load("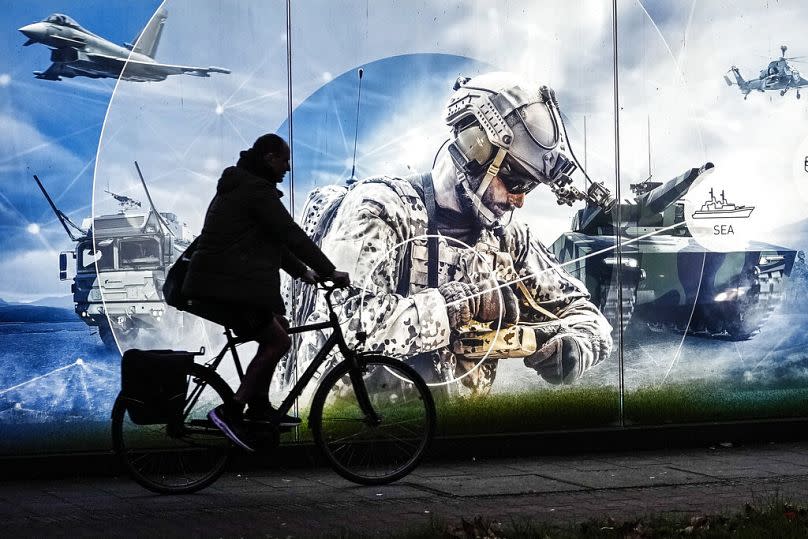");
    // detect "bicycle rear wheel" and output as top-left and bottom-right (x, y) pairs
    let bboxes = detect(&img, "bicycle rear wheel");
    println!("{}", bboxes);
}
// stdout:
(310, 355), (436, 485)
(111, 363), (233, 494)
